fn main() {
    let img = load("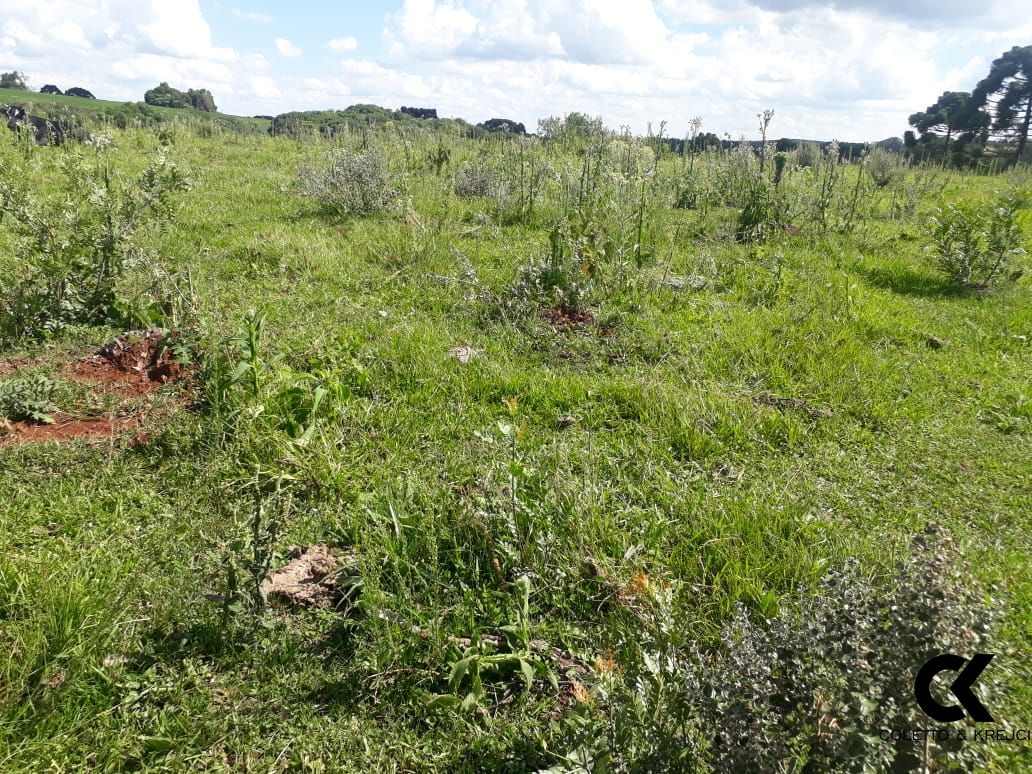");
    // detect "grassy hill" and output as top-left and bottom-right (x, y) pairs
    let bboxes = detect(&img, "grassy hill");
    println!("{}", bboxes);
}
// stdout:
(0, 121), (1029, 771)
(0, 86), (270, 133)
